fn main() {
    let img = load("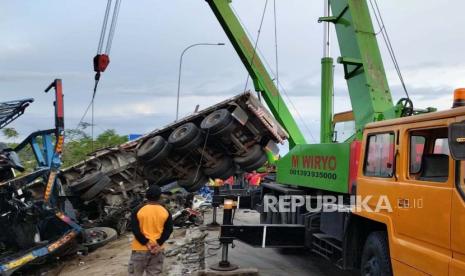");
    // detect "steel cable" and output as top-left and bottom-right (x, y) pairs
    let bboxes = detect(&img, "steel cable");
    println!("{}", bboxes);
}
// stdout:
(105, 0), (122, 55)
(273, 0), (280, 117)
(241, 0), (269, 95)
(231, 5), (316, 142)
(97, 0), (112, 54)
(369, 0), (410, 99)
